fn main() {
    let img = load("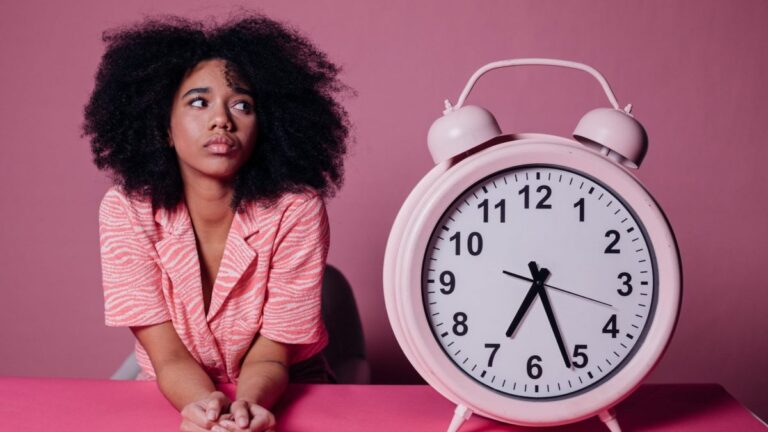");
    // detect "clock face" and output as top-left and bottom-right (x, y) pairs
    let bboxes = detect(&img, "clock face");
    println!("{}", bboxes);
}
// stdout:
(422, 164), (657, 400)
